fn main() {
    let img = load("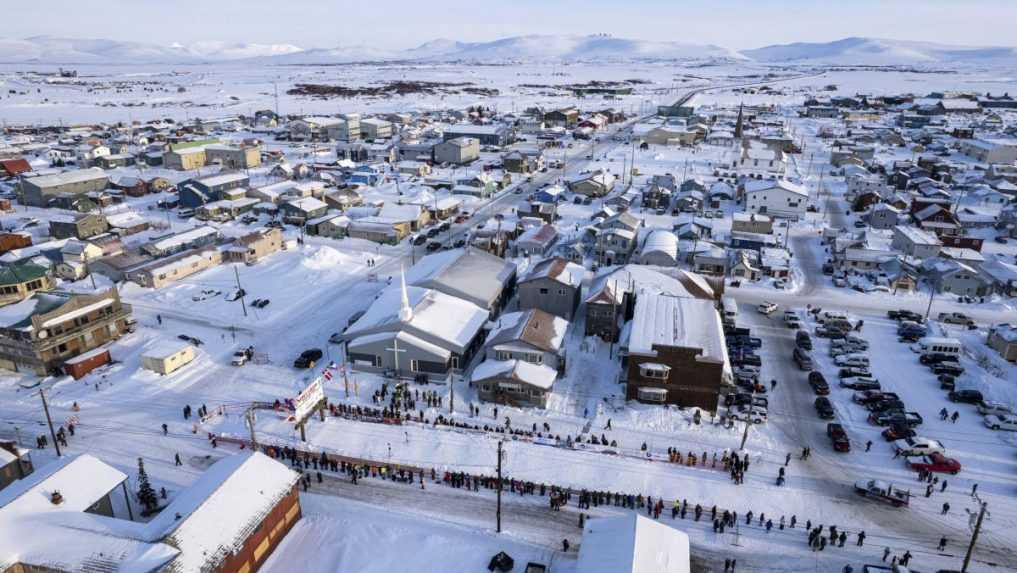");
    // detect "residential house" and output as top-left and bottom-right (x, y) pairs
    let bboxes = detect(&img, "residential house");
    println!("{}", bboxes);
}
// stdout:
(378, 202), (430, 231)
(544, 108), (580, 128)
(48, 213), (109, 240)
(195, 197), (260, 221)
(178, 172), (250, 208)
(892, 225), (942, 259)
(516, 224), (559, 257)
(731, 213), (773, 235)
(958, 138), (1017, 165)
(127, 248), (223, 288)
(567, 170), (616, 197)
(280, 197), (328, 223)
(867, 203), (901, 230)
(987, 324), (1017, 362)
(224, 228), (283, 265)
(472, 309), (568, 408)
(743, 179), (808, 219)
(924, 259), (993, 296)
(305, 214), (350, 239)
(288, 116), (343, 140)
(325, 113), (362, 141)
(502, 149), (544, 173)
(0, 263), (55, 307)
(0, 289), (132, 375)
(432, 137), (480, 165)
(205, 144), (262, 169)
(142, 226), (221, 257)
(518, 257), (584, 320)
(0, 440), (32, 492)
